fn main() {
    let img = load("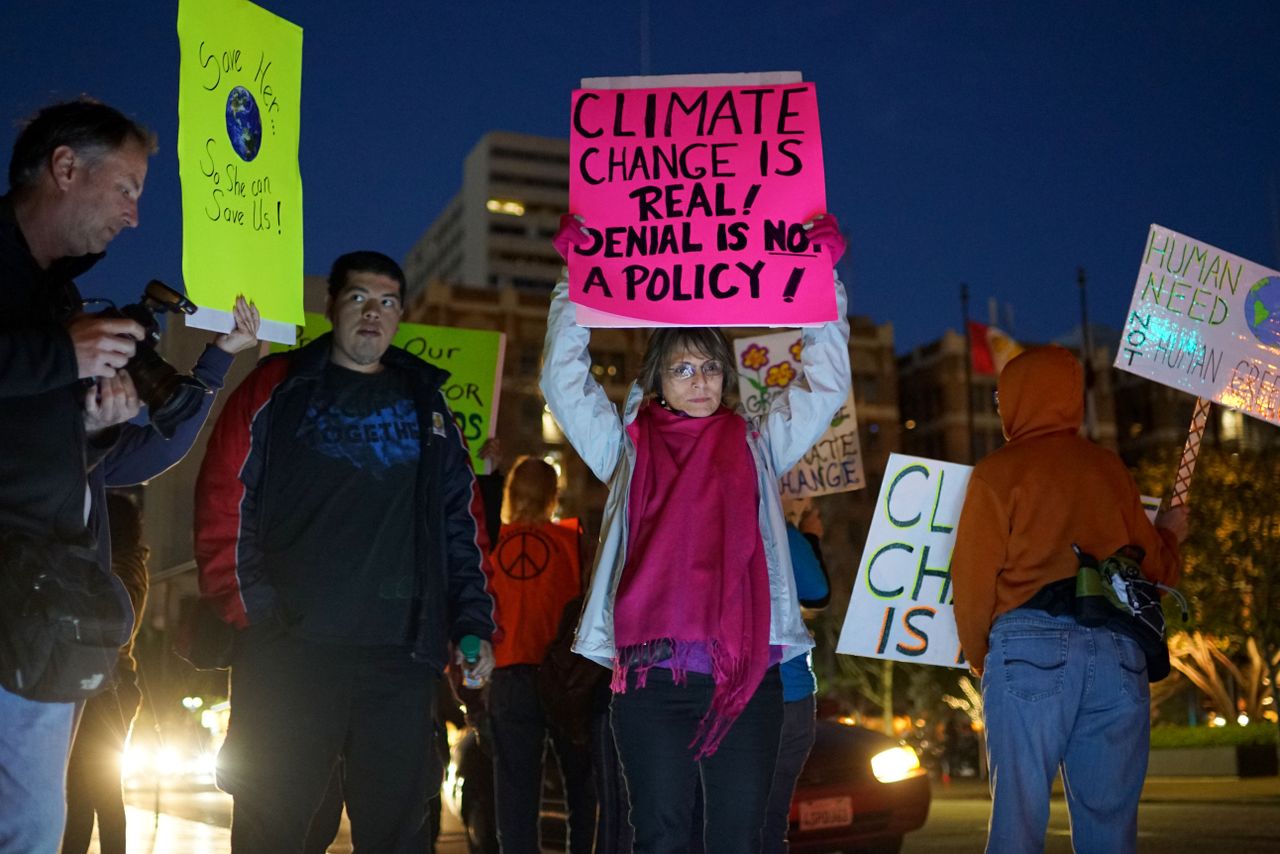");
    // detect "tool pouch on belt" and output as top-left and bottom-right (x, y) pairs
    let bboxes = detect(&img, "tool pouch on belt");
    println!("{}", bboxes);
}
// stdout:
(1072, 543), (1189, 683)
